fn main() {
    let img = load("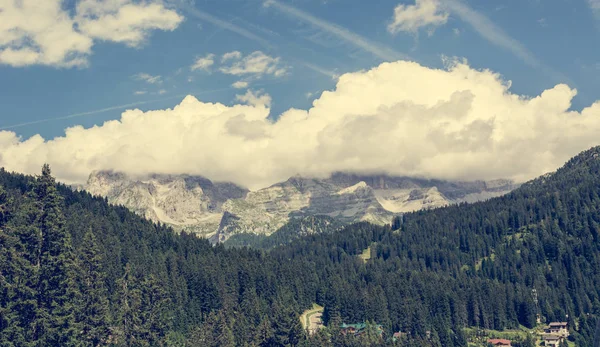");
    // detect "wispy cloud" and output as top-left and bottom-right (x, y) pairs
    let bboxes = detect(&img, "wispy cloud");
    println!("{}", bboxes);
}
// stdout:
(179, 3), (273, 48)
(220, 51), (288, 78)
(442, 0), (540, 68)
(0, 87), (236, 130)
(439, 0), (573, 87)
(222, 51), (242, 62)
(302, 62), (339, 80)
(232, 81), (249, 89)
(263, 0), (407, 62)
(235, 89), (272, 107)
(1, 79), (289, 130)
(133, 73), (163, 84)
(191, 53), (215, 71)
(588, 0), (600, 18)
(388, 0), (449, 34)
